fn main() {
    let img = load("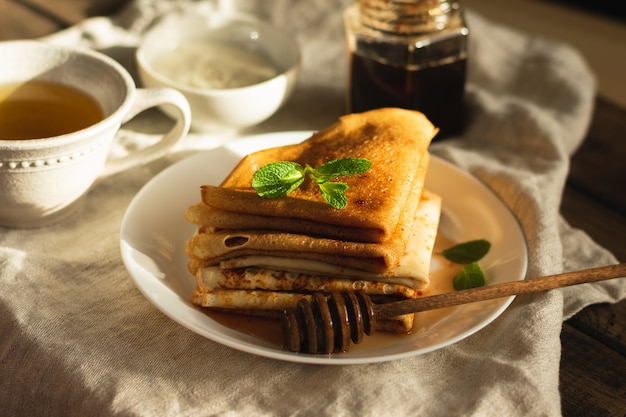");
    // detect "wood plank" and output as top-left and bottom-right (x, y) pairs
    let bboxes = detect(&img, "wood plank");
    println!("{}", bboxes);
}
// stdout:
(561, 95), (626, 417)
(464, 0), (626, 109)
(0, 0), (130, 41)
(560, 323), (626, 417)
(568, 98), (626, 214)
(0, 1), (63, 40)
(561, 186), (626, 262)
(17, 0), (129, 25)
(546, 0), (626, 23)
(567, 300), (626, 355)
